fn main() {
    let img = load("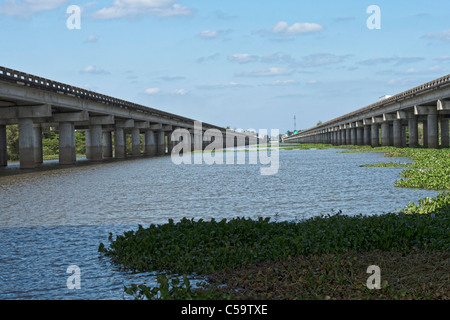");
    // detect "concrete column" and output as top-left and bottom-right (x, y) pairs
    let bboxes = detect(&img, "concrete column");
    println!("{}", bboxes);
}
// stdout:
(85, 130), (92, 160)
(114, 127), (125, 159)
(371, 124), (379, 147)
(167, 131), (174, 154)
(381, 122), (390, 147)
(401, 125), (407, 147)
(389, 125), (394, 146)
(393, 120), (402, 148)
(90, 125), (103, 161)
(0, 125), (7, 167)
(422, 122), (428, 147)
(33, 124), (43, 164)
(428, 113), (439, 149)
(350, 128), (356, 145)
(144, 130), (156, 156)
(356, 127), (364, 145)
(59, 122), (76, 165)
(18, 118), (35, 169)
(341, 130), (346, 145)
(441, 118), (449, 148)
(364, 126), (371, 146)
(103, 131), (113, 158)
(131, 128), (141, 157)
(408, 117), (418, 148)
(157, 130), (165, 155)
(345, 128), (351, 145)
